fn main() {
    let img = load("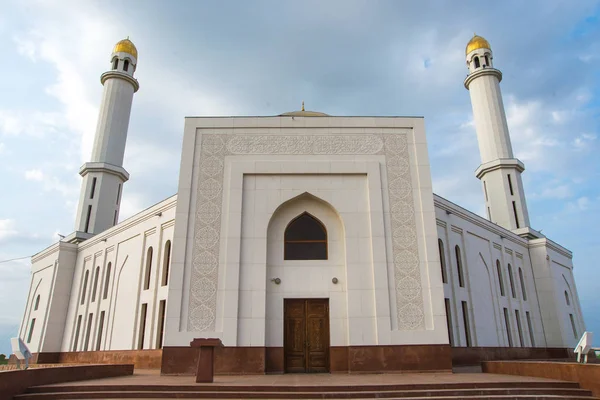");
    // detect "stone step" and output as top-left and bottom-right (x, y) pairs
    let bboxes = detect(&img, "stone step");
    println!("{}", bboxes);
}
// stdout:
(24, 381), (582, 393)
(14, 387), (596, 400)
(55, 398), (597, 400)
